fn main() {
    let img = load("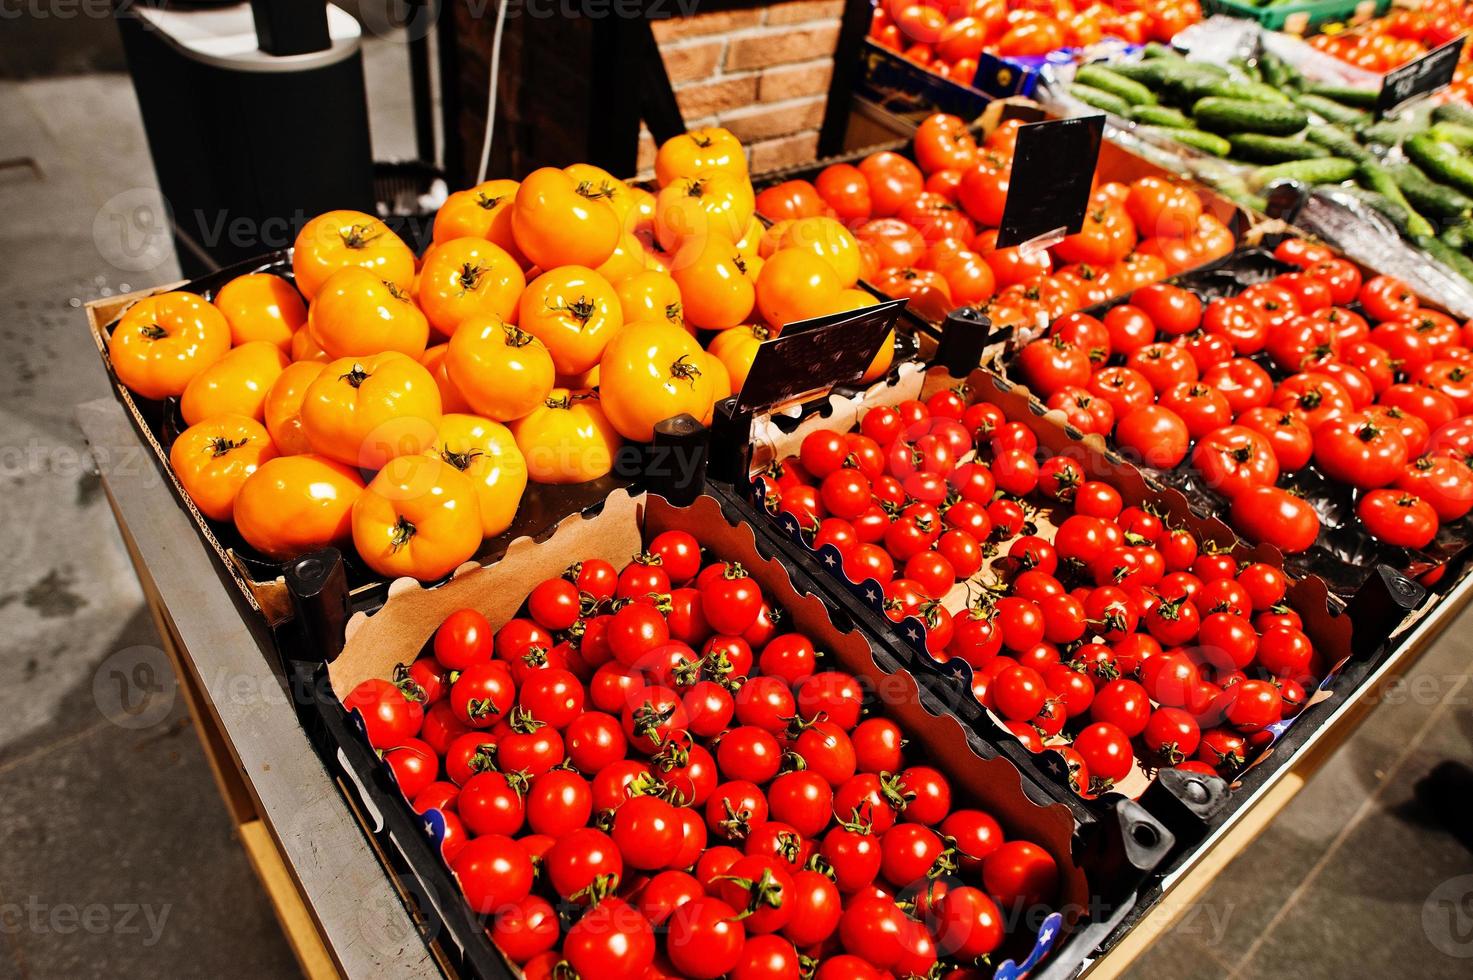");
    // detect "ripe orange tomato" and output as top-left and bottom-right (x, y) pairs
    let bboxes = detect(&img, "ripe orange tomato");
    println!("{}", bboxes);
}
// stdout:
(754, 180), (828, 222)
(180, 340), (289, 426)
(595, 232), (650, 284)
(703, 351), (732, 404)
(815, 163), (873, 223)
(708, 323), (772, 394)
(234, 454), (364, 561)
(432, 179), (525, 264)
(518, 266), (623, 375)
(615, 269), (688, 334)
(857, 218), (927, 269)
(778, 217), (862, 288)
(309, 267), (431, 359)
(445, 315), (556, 422)
(291, 325), (330, 363)
(301, 351), (442, 470)
(426, 413), (528, 536)
(1126, 177), (1203, 240)
(170, 414), (279, 522)
(420, 344), (475, 414)
(109, 291), (231, 400)
(511, 389), (624, 484)
(352, 455), (482, 581)
(263, 360), (325, 456)
(655, 171), (756, 252)
(670, 233), (757, 331)
(292, 210), (415, 301)
(564, 163), (640, 229)
(756, 248), (842, 328)
(511, 167), (621, 270)
(599, 321), (719, 440)
(417, 238), (526, 337)
(655, 127), (748, 188)
(214, 273), (305, 350)
(914, 113), (978, 175)
(858, 152), (924, 217)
